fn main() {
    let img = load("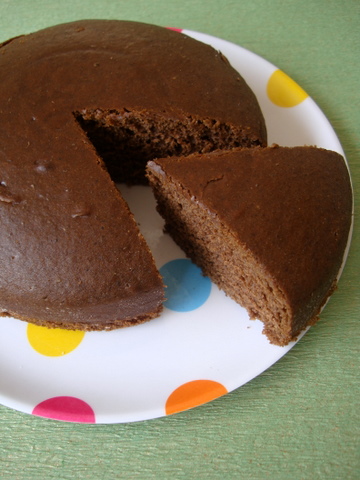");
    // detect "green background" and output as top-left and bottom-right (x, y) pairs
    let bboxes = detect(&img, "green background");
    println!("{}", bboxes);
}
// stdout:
(0, 1), (359, 479)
